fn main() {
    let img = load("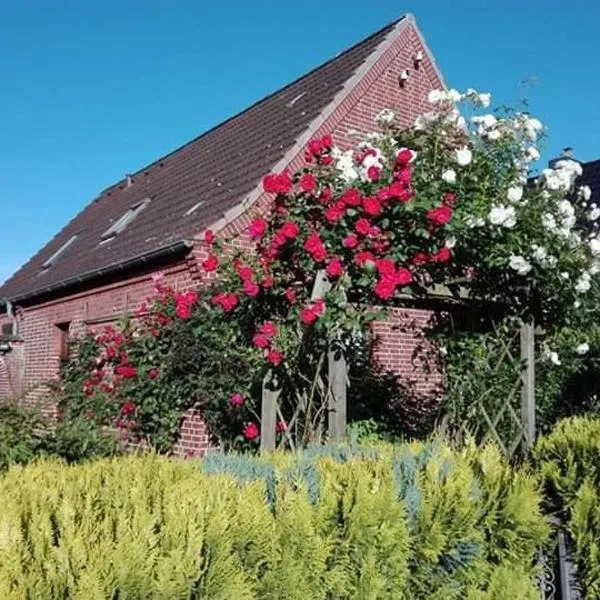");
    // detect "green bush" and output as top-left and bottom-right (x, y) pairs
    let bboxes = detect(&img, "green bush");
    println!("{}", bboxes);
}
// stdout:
(0, 440), (548, 599)
(535, 416), (600, 598)
(0, 404), (48, 471)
